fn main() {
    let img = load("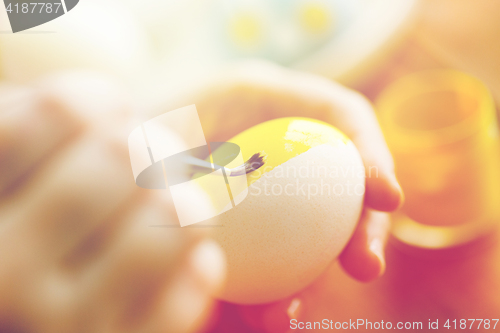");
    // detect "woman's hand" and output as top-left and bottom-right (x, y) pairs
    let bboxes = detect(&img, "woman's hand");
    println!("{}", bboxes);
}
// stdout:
(0, 72), (225, 333)
(166, 61), (403, 281)
(159, 61), (403, 332)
